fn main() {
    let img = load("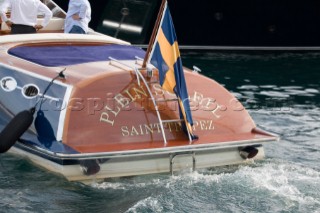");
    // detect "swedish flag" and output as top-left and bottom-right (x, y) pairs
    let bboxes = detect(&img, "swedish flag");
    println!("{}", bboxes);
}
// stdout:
(149, 2), (196, 139)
